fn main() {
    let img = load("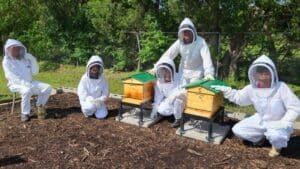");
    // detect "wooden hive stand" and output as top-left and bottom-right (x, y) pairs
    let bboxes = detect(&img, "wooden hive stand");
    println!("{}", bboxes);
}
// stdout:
(118, 72), (156, 127)
(180, 79), (229, 142)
